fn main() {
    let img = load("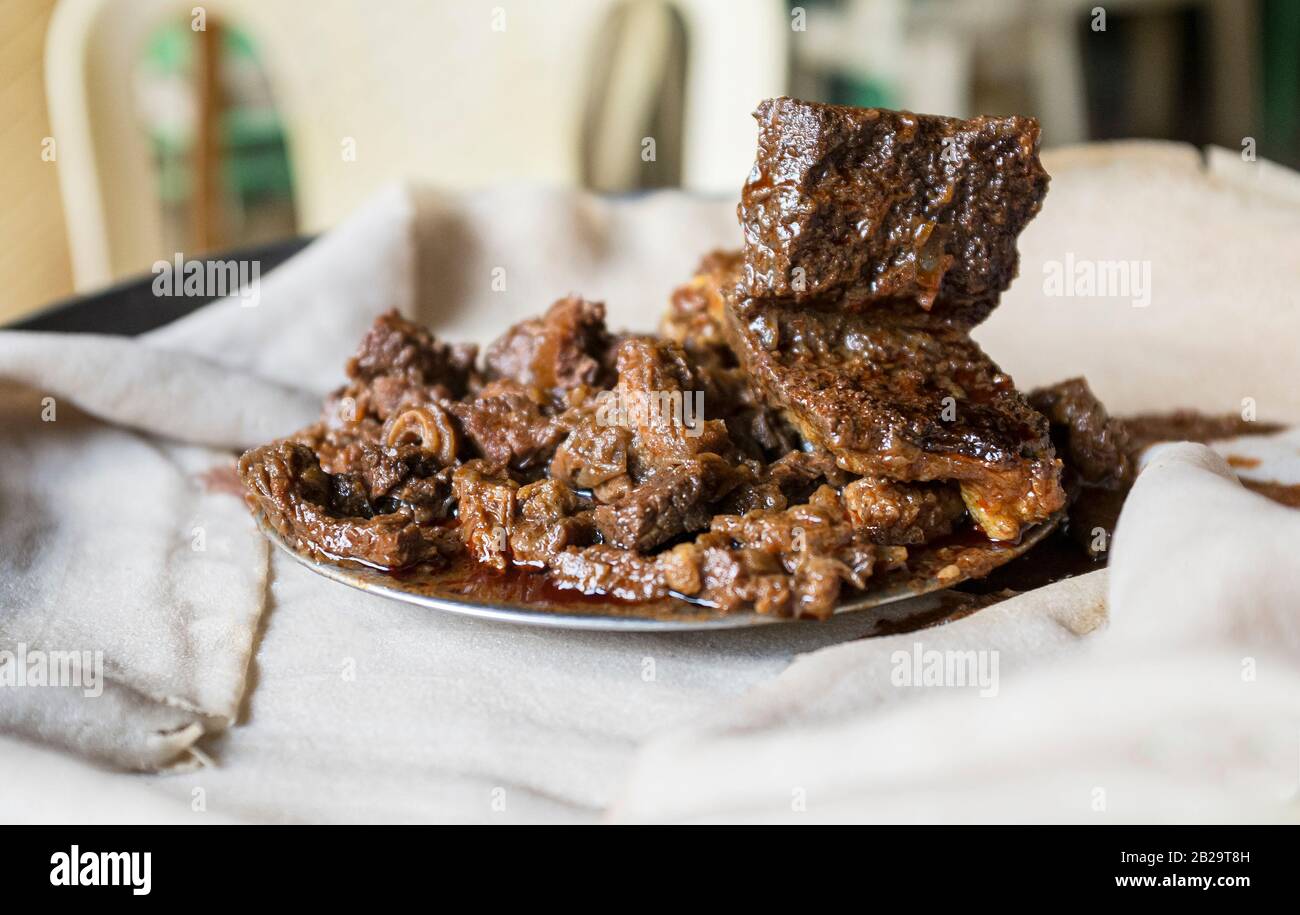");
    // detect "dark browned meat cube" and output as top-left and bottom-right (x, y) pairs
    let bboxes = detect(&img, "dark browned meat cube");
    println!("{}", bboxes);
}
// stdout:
(449, 380), (565, 471)
(347, 309), (478, 396)
(592, 454), (740, 552)
(738, 98), (1049, 326)
(484, 296), (613, 394)
(1027, 377), (1132, 487)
